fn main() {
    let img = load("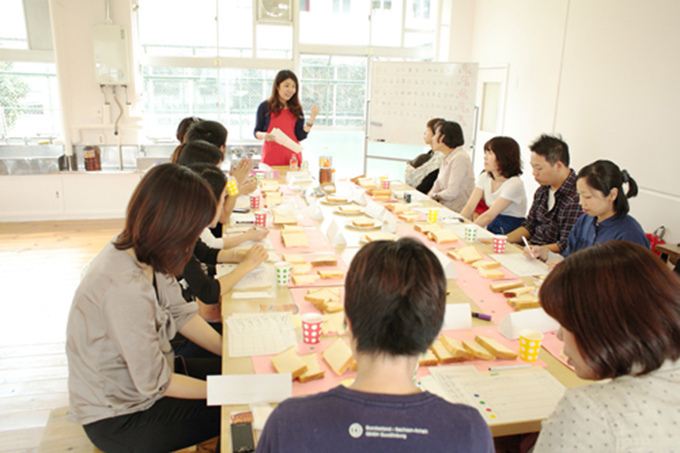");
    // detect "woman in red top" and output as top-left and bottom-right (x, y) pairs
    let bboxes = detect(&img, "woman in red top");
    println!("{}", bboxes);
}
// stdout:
(254, 70), (319, 166)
